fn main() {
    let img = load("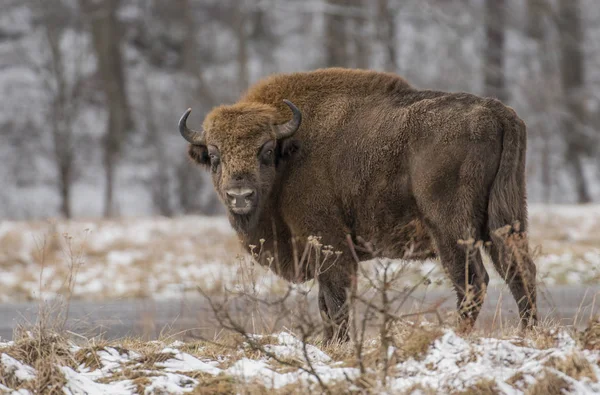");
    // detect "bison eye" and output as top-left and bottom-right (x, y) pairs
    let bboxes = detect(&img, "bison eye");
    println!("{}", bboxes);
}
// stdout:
(207, 146), (221, 172)
(259, 141), (276, 165)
